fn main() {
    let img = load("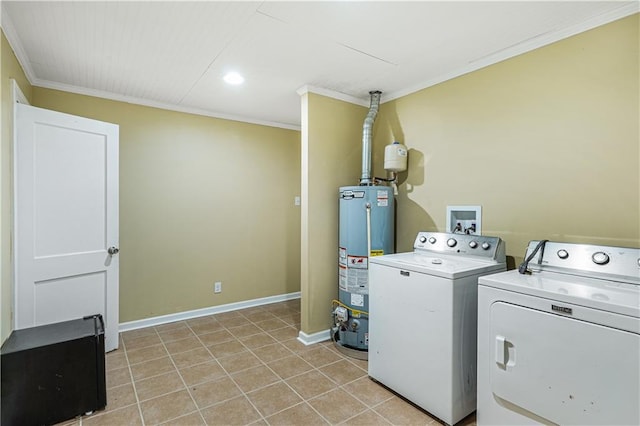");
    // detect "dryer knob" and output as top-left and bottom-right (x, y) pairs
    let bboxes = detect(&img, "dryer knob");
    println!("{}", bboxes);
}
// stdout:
(447, 238), (457, 247)
(481, 242), (491, 250)
(592, 252), (610, 265)
(428, 237), (437, 244)
(469, 241), (478, 249)
(557, 249), (569, 259)
(419, 236), (427, 243)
